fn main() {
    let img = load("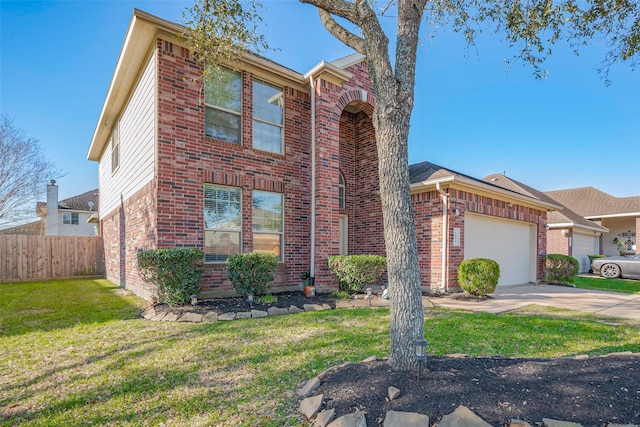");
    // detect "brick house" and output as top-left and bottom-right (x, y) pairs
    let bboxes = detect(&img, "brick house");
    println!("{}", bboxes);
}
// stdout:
(88, 10), (559, 300)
